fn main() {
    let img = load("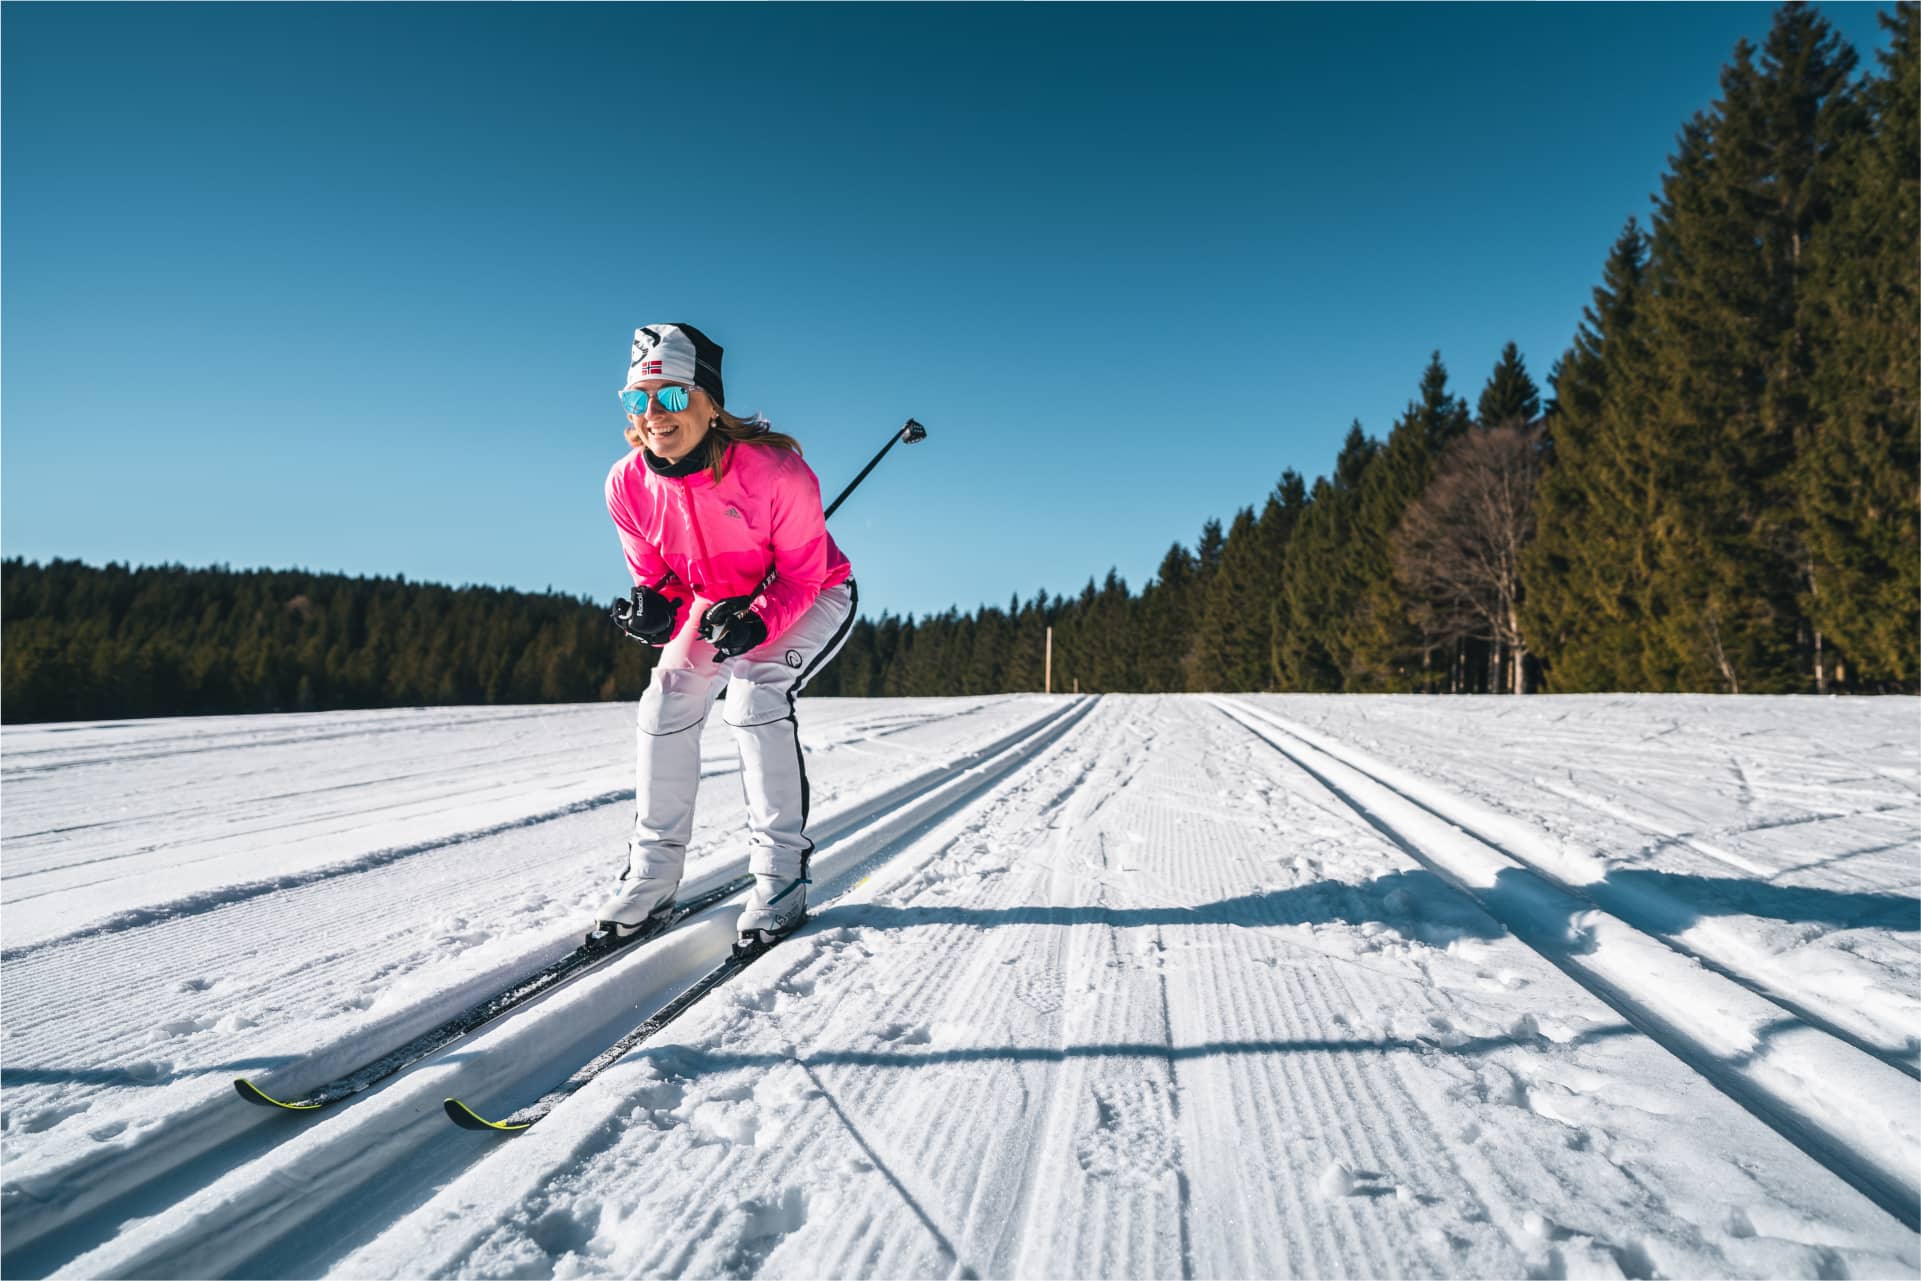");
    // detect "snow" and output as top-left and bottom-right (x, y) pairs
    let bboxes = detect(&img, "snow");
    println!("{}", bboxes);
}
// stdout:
(2, 694), (1917, 1279)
